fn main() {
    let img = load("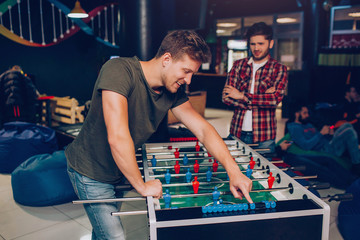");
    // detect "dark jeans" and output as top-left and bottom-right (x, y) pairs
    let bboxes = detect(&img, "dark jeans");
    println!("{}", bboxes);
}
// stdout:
(238, 131), (275, 153)
(322, 123), (360, 165)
